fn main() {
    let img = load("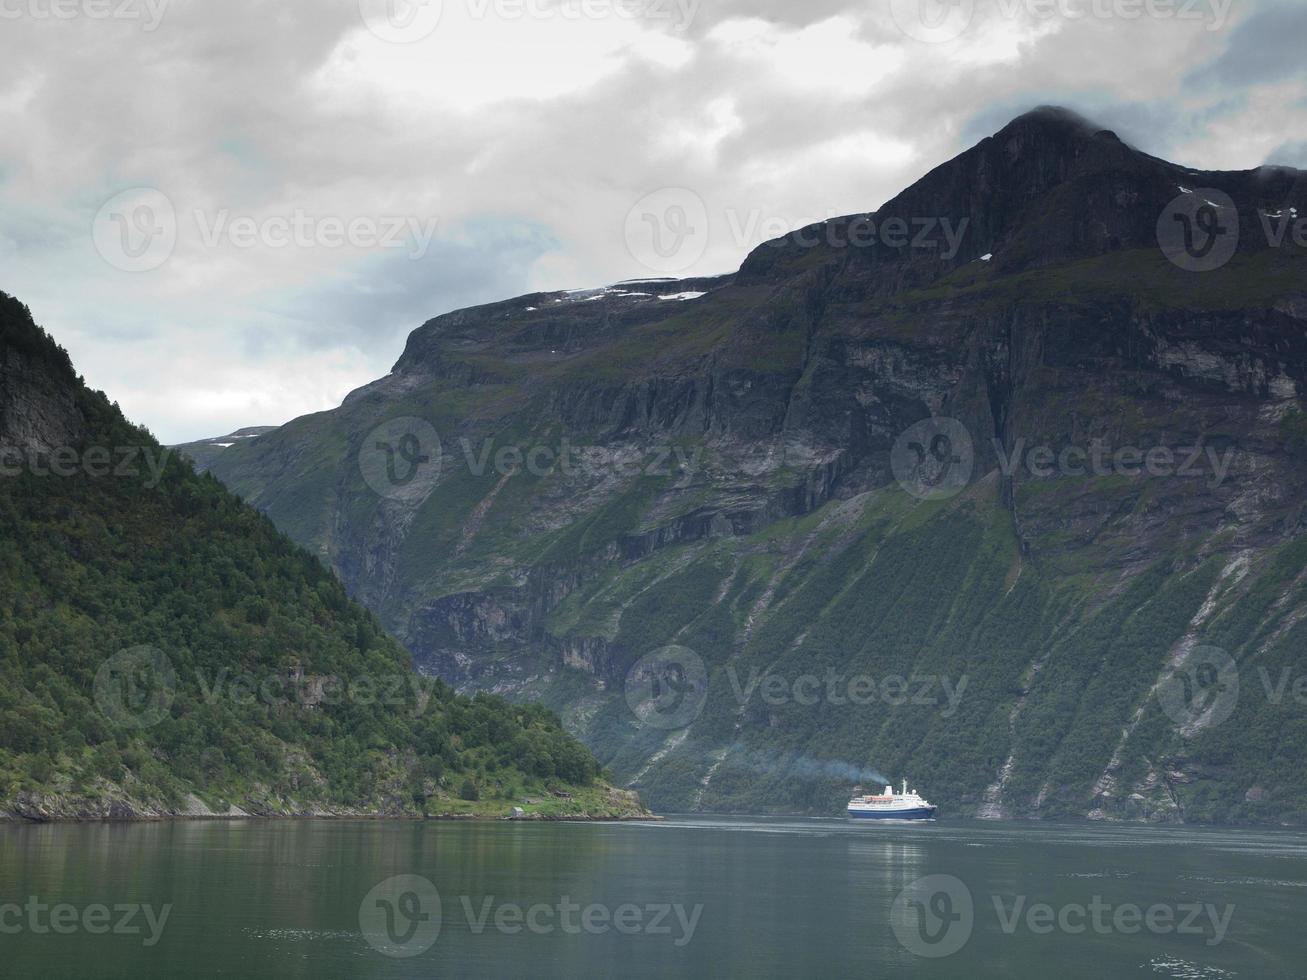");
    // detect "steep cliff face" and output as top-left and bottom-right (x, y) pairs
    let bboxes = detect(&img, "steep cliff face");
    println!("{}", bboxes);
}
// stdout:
(204, 109), (1307, 824)
(0, 293), (84, 455)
